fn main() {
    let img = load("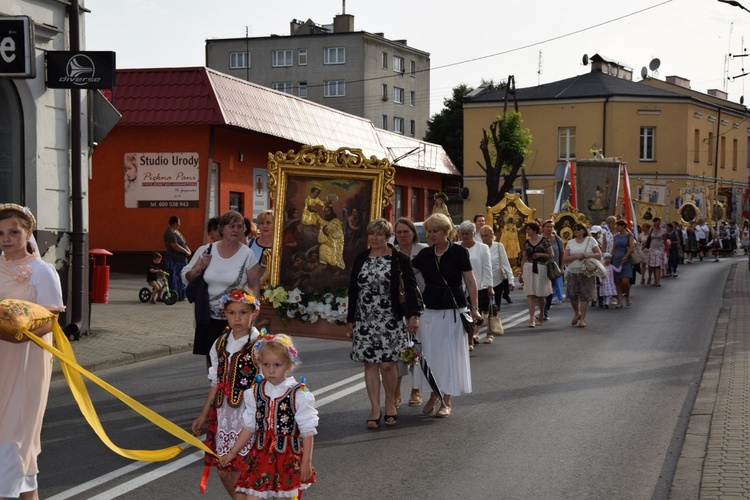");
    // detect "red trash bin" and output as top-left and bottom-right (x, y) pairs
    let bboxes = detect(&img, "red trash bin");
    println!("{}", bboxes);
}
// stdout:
(90, 249), (113, 304)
